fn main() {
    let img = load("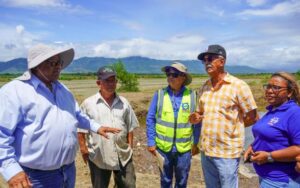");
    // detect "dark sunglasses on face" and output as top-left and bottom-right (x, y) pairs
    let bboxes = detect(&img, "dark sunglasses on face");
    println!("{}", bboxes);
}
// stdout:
(166, 72), (184, 78)
(46, 59), (63, 67)
(263, 84), (288, 92)
(201, 55), (221, 64)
